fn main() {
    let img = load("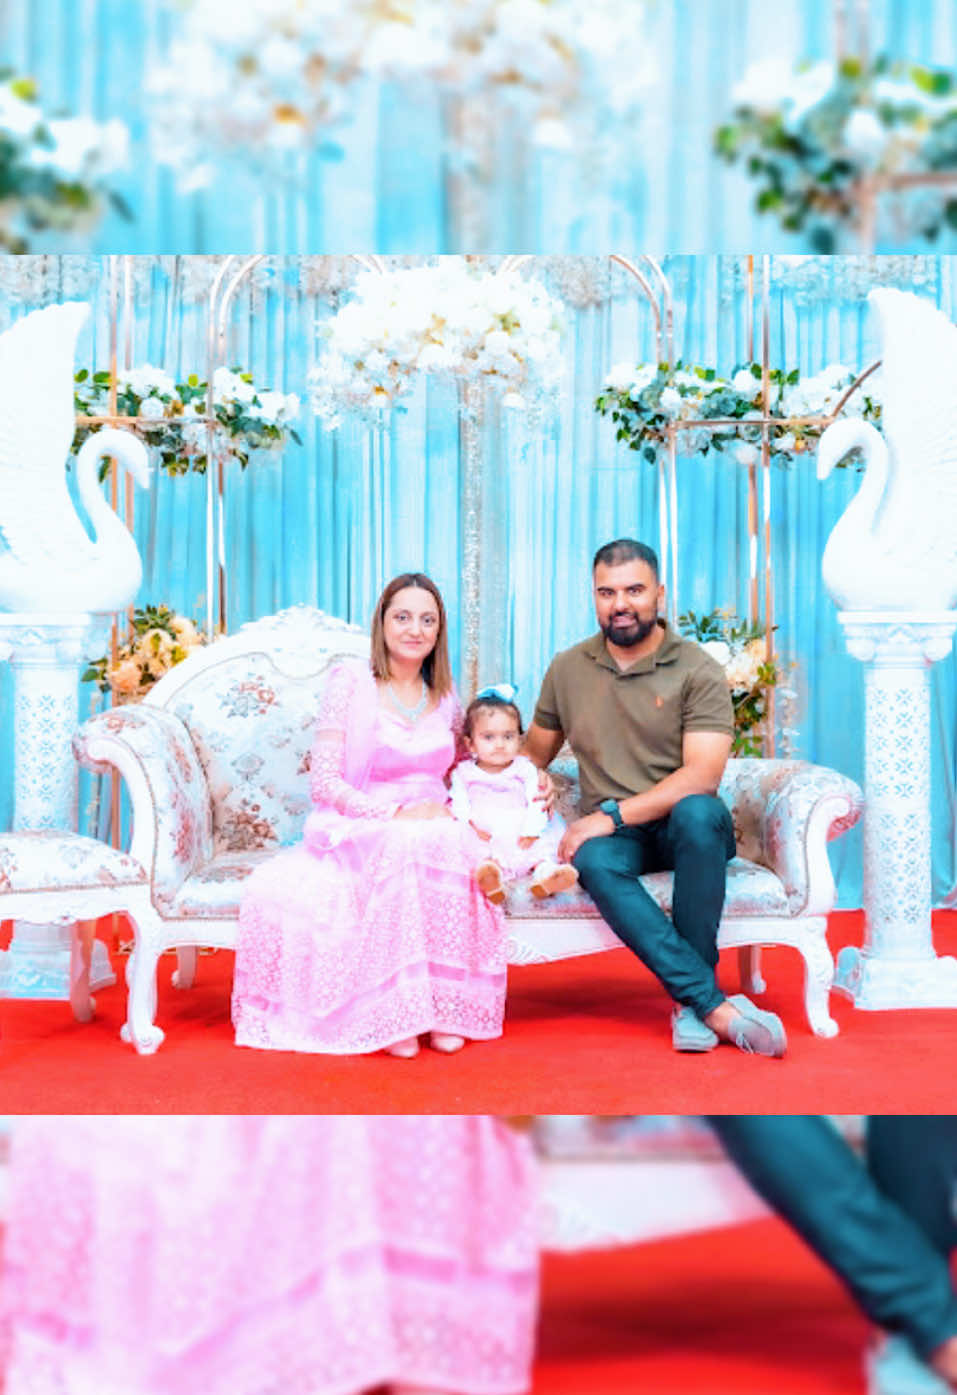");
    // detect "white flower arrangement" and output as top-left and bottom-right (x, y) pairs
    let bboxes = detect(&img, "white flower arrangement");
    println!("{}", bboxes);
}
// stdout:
(73, 365), (301, 475)
(83, 605), (206, 701)
(309, 260), (565, 427)
(0, 71), (129, 250)
(148, 0), (651, 186)
(716, 55), (957, 252)
(680, 609), (782, 757)
(595, 360), (882, 466)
